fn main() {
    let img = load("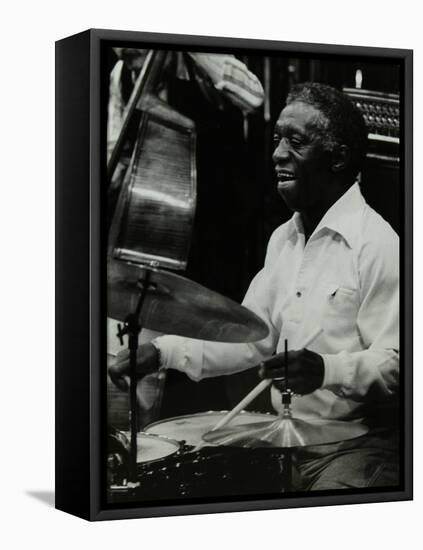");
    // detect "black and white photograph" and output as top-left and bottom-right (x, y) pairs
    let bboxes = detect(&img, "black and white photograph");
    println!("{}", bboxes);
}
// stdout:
(102, 39), (409, 510)
(3, 0), (423, 543)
